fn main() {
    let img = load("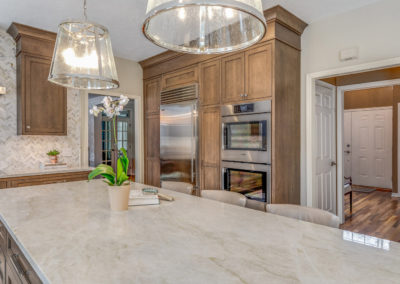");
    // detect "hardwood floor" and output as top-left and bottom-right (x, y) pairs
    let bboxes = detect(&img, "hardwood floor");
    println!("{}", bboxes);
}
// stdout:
(340, 191), (400, 242)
